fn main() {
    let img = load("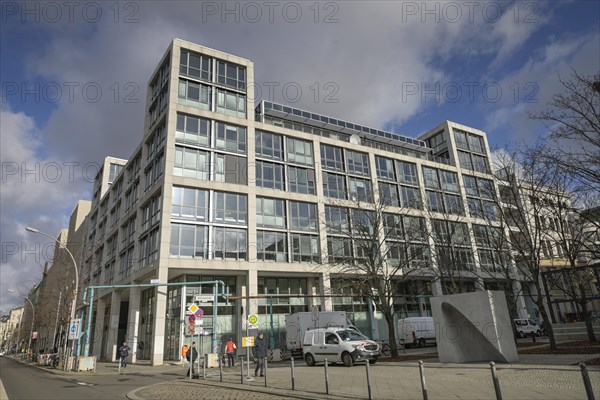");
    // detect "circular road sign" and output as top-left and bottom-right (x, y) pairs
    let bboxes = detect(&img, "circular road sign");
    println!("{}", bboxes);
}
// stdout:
(195, 308), (204, 318)
(188, 314), (196, 323)
(248, 314), (258, 324)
